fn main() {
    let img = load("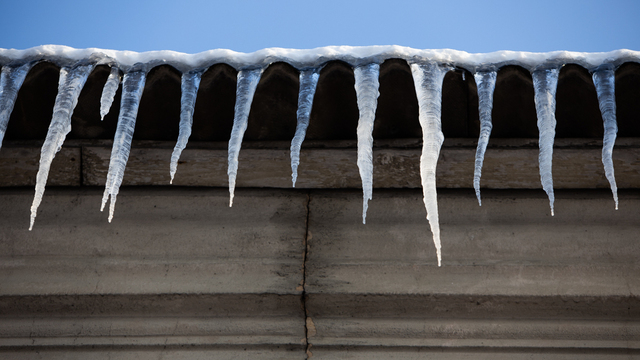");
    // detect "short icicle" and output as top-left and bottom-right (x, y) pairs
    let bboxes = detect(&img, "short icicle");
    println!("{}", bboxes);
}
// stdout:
(410, 61), (449, 267)
(354, 63), (380, 224)
(592, 65), (619, 210)
(100, 66), (121, 120)
(227, 68), (263, 207)
(170, 69), (203, 184)
(100, 65), (147, 222)
(532, 67), (560, 216)
(472, 70), (497, 206)
(29, 61), (95, 230)
(290, 68), (320, 187)
(0, 62), (34, 148)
